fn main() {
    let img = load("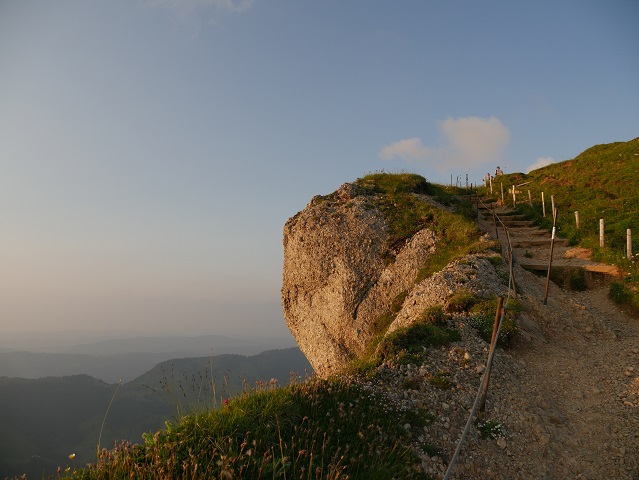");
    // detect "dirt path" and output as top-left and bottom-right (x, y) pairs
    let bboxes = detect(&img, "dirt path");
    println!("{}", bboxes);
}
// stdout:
(451, 203), (639, 479)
